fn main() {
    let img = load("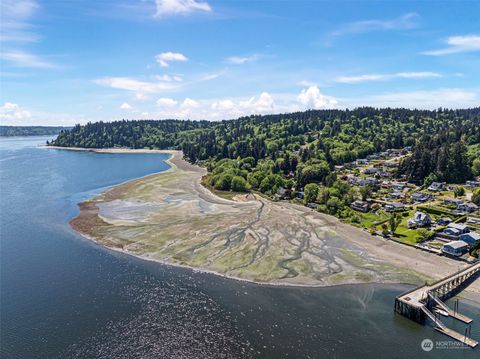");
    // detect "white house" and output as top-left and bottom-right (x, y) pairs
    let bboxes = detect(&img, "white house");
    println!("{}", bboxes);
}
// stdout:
(408, 212), (432, 227)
